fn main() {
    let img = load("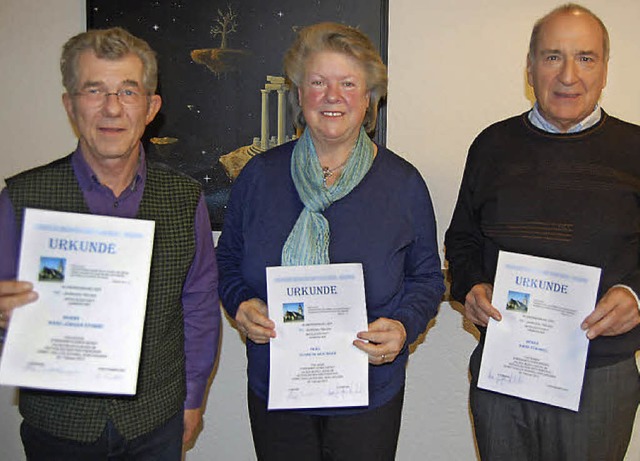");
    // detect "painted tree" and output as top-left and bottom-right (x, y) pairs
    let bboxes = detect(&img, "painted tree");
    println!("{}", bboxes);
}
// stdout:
(211, 5), (238, 49)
